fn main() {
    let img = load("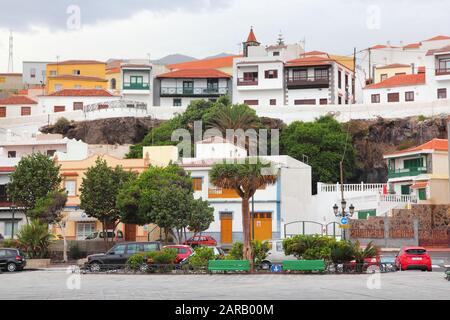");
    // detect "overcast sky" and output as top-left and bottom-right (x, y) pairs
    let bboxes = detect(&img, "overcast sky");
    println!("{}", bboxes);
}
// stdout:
(0, 0), (449, 72)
